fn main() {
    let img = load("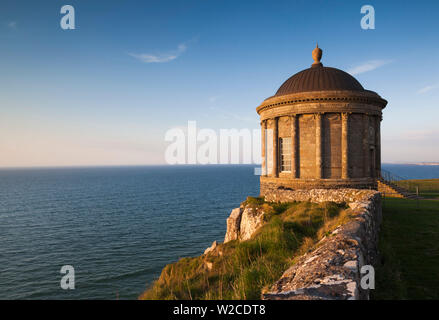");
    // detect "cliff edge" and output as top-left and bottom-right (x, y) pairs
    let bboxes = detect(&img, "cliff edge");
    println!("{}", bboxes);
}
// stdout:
(140, 189), (381, 300)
